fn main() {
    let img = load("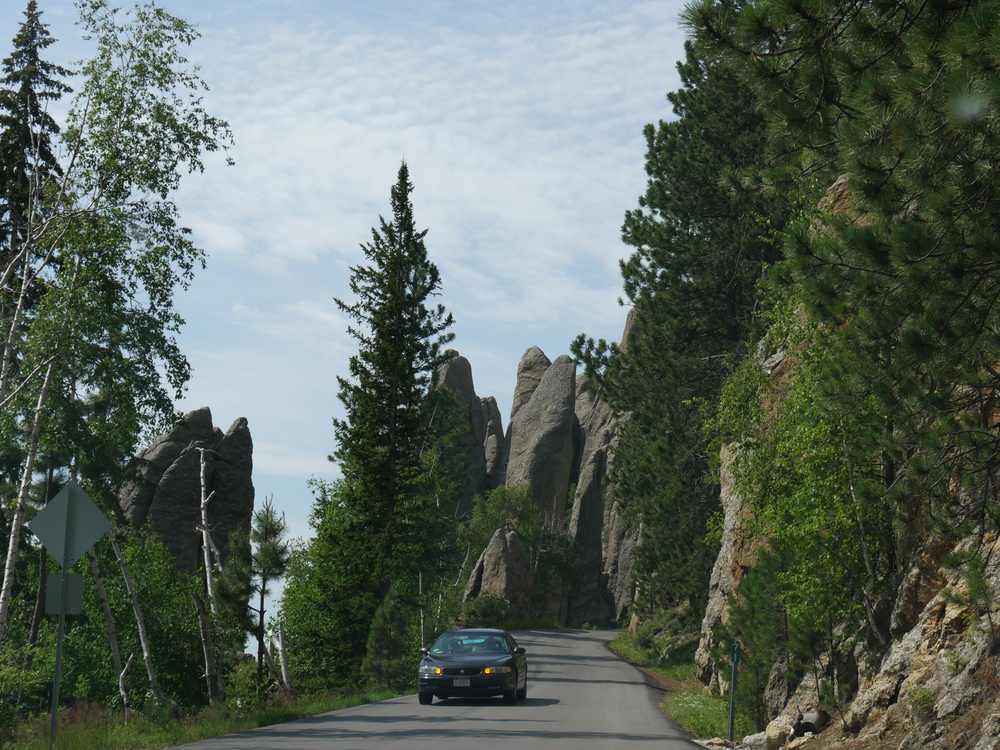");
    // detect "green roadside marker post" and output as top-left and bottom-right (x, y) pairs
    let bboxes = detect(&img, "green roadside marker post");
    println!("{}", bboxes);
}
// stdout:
(26, 480), (111, 750)
(728, 640), (741, 742)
